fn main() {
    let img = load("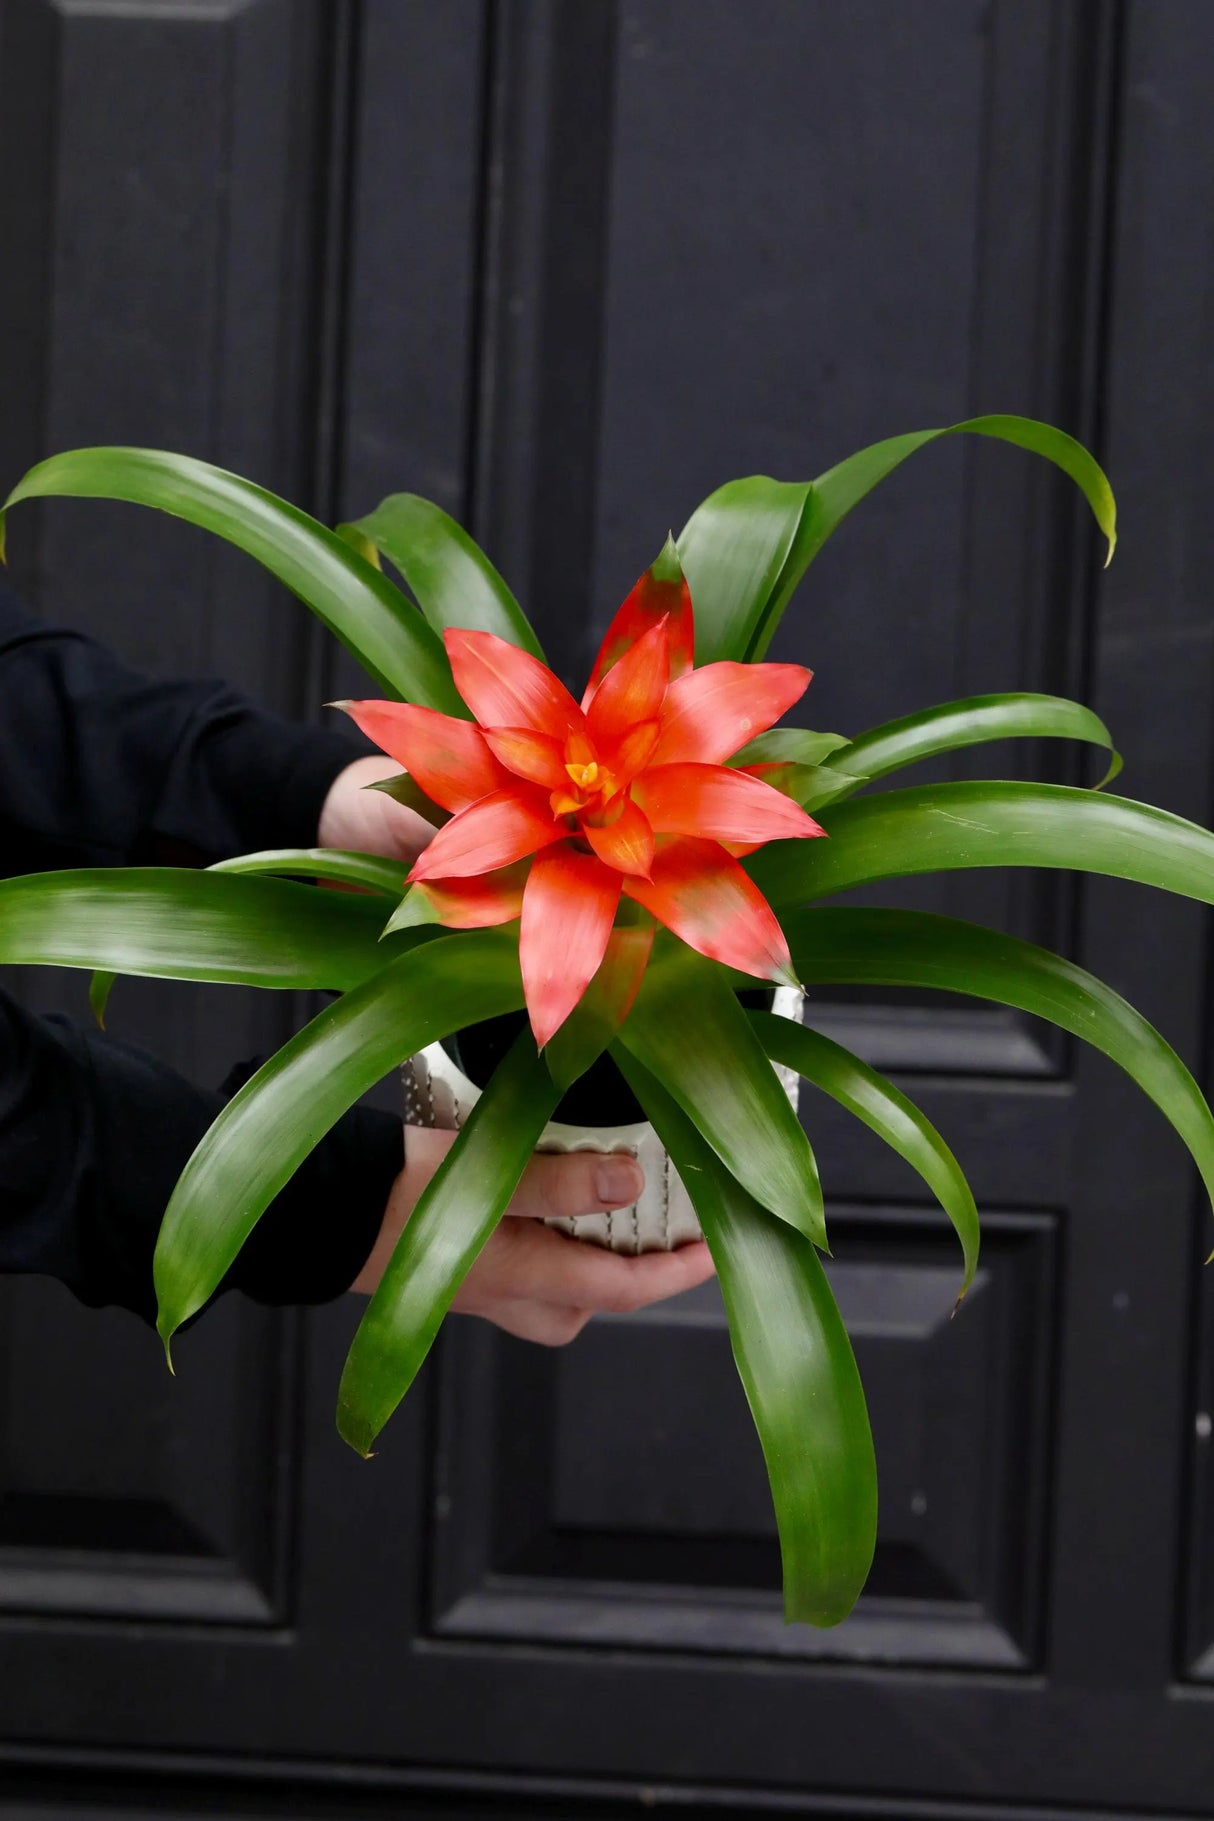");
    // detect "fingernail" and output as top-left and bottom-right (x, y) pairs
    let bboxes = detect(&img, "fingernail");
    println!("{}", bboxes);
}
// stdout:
(596, 1158), (640, 1205)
